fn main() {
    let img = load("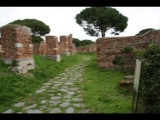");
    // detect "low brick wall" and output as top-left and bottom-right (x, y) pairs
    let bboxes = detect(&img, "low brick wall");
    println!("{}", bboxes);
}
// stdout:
(96, 30), (160, 73)
(32, 34), (76, 56)
(76, 43), (97, 53)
